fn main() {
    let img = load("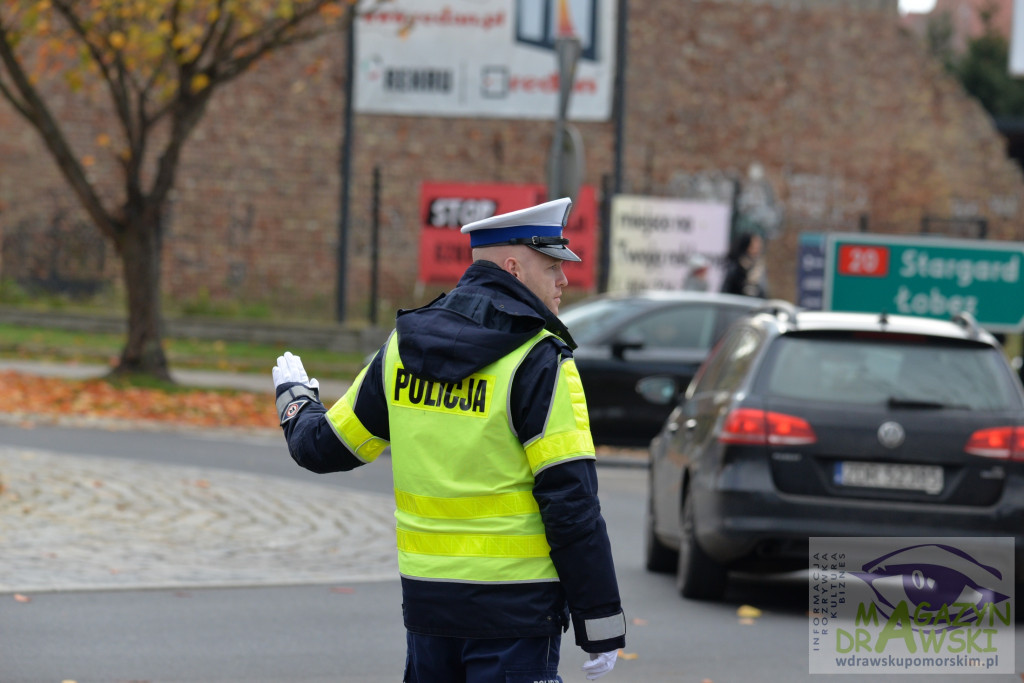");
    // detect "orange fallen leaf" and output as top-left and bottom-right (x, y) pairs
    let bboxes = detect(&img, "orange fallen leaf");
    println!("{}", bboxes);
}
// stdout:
(0, 370), (280, 431)
(617, 650), (639, 660)
(13, 594), (31, 603)
(631, 617), (648, 626)
(737, 605), (762, 618)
